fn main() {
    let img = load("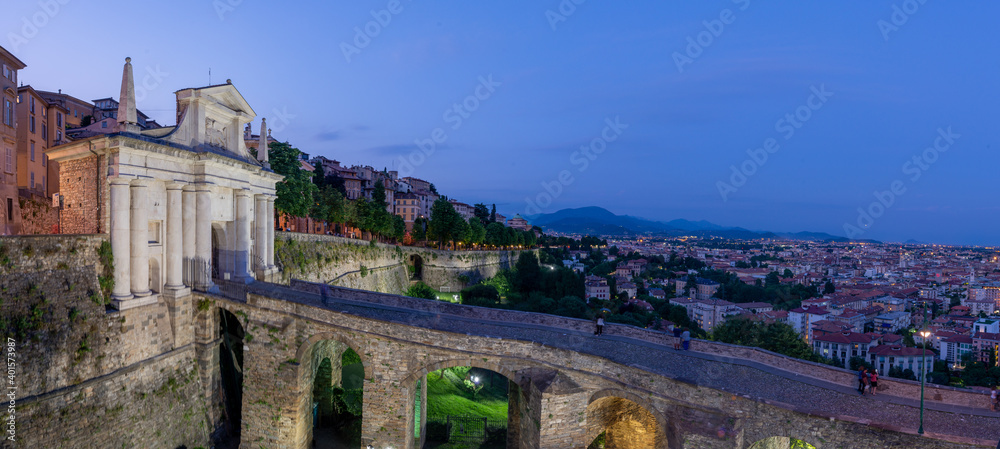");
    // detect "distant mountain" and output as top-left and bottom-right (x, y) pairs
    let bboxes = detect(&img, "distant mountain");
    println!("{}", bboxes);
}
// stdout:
(527, 206), (856, 241)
